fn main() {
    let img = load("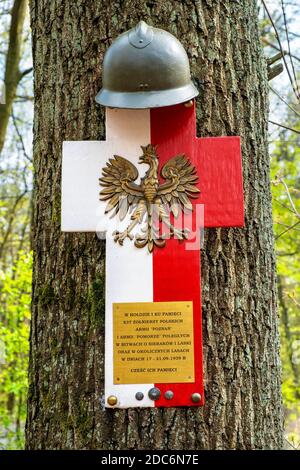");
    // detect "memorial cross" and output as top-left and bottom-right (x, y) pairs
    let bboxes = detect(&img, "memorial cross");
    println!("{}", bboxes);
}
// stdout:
(62, 101), (244, 408)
